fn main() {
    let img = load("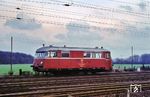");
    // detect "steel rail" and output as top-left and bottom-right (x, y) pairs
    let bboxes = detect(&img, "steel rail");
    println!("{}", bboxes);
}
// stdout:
(0, 81), (150, 97)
